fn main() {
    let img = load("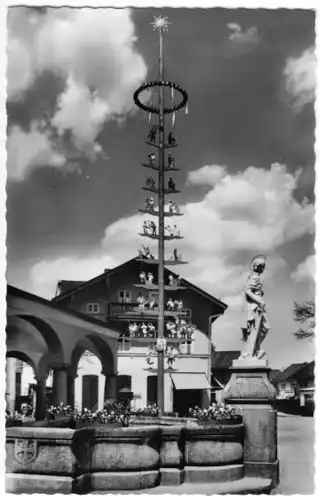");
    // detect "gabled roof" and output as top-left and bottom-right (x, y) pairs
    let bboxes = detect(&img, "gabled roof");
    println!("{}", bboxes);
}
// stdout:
(52, 259), (138, 302)
(212, 350), (240, 369)
(52, 257), (228, 311)
(269, 369), (282, 382)
(272, 363), (308, 382)
(294, 361), (315, 381)
(56, 280), (85, 296)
